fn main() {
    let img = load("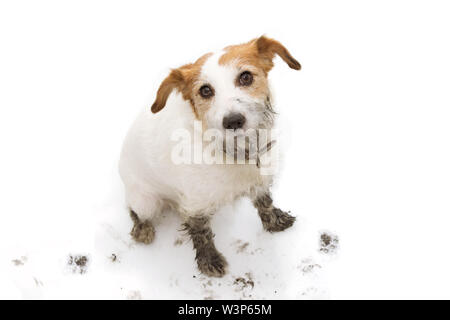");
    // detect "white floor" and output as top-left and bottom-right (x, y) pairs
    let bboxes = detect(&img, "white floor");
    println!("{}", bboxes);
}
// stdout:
(0, 170), (339, 299)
